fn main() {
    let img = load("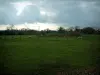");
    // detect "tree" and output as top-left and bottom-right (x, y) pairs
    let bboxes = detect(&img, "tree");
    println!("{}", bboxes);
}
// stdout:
(6, 24), (15, 30)
(75, 26), (80, 32)
(67, 27), (74, 32)
(96, 29), (100, 35)
(6, 24), (18, 35)
(45, 28), (50, 33)
(57, 27), (65, 33)
(82, 27), (95, 34)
